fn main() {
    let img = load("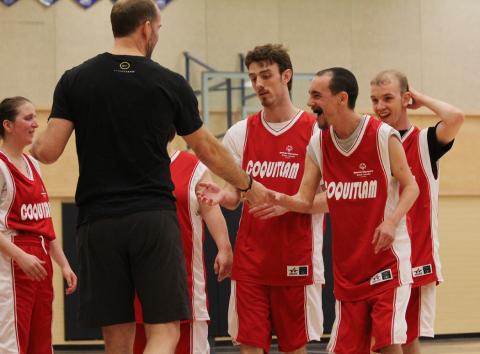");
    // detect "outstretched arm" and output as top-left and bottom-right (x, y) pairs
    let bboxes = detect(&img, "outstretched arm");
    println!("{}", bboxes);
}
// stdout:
(310, 192), (329, 214)
(183, 127), (268, 206)
(30, 118), (74, 164)
(408, 87), (464, 144)
(250, 191), (328, 220)
(273, 154), (323, 213)
(372, 135), (419, 254)
(197, 172), (233, 281)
